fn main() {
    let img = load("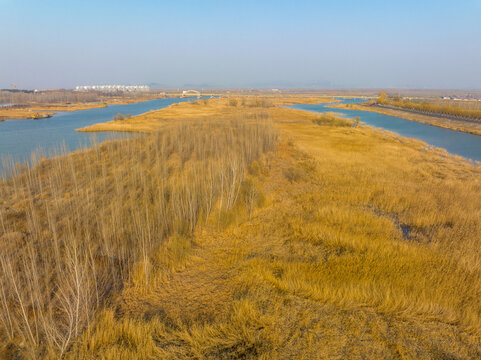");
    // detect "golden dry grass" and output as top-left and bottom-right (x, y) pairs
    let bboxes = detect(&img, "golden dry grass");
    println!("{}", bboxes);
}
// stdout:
(0, 115), (276, 359)
(66, 126), (481, 358)
(78, 96), (338, 133)
(78, 98), (239, 132)
(0, 108), (55, 121)
(2, 96), (481, 359)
